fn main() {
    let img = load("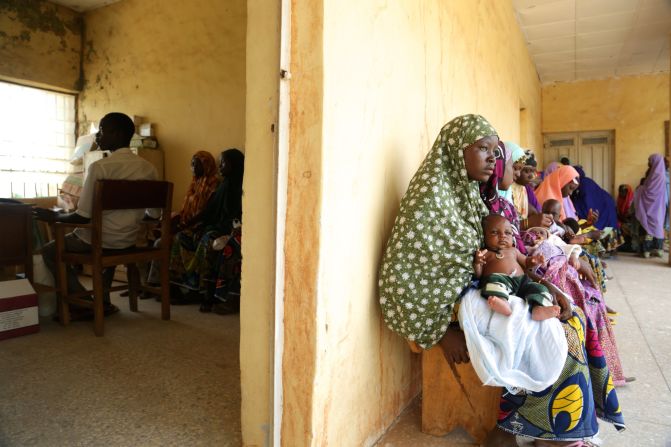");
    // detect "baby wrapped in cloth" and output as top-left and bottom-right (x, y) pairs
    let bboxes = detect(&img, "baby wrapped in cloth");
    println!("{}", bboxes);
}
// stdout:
(458, 224), (568, 394)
